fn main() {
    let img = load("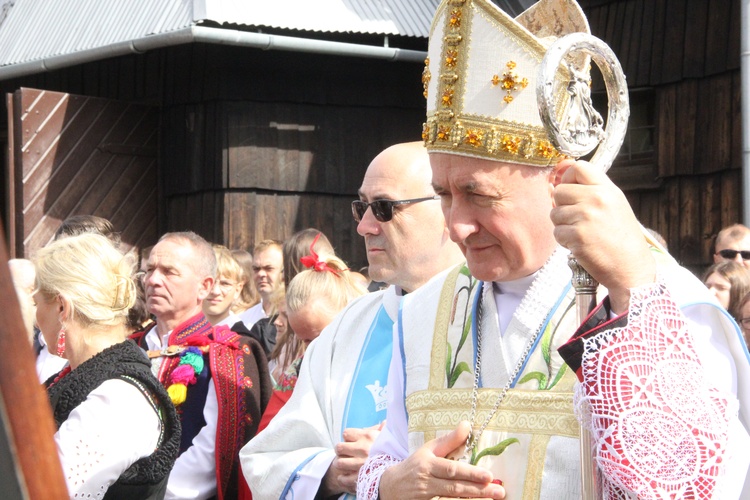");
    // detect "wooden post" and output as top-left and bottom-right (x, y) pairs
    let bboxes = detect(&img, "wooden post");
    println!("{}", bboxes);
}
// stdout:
(0, 218), (68, 499)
